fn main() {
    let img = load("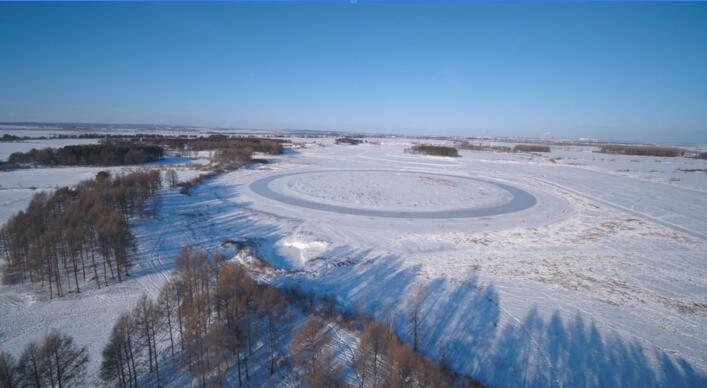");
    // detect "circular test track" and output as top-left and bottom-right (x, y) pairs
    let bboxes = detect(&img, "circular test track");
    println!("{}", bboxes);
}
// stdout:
(249, 169), (537, 219)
